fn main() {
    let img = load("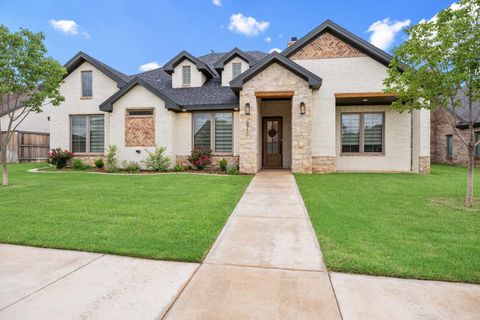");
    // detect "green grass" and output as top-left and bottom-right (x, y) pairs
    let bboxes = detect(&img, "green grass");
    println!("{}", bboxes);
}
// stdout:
(0, 163), (252, 262)
(296, 165), (480, 284)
